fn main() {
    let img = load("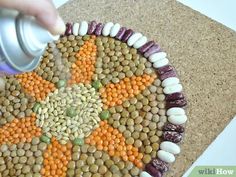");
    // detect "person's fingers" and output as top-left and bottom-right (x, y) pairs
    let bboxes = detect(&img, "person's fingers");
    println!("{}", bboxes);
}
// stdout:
(0, 0), (65, 34)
